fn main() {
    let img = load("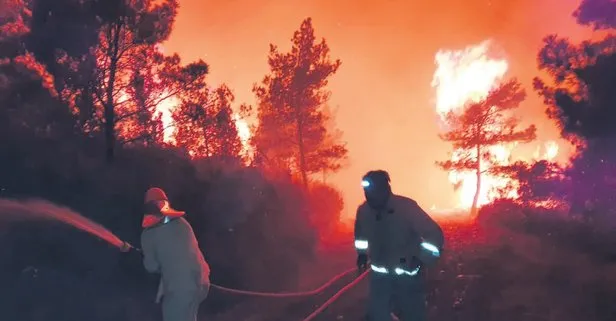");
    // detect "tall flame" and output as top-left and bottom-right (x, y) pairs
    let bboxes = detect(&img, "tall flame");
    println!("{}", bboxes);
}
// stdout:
(431, 40), (559, 209)
(232, 113), (252, 158)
